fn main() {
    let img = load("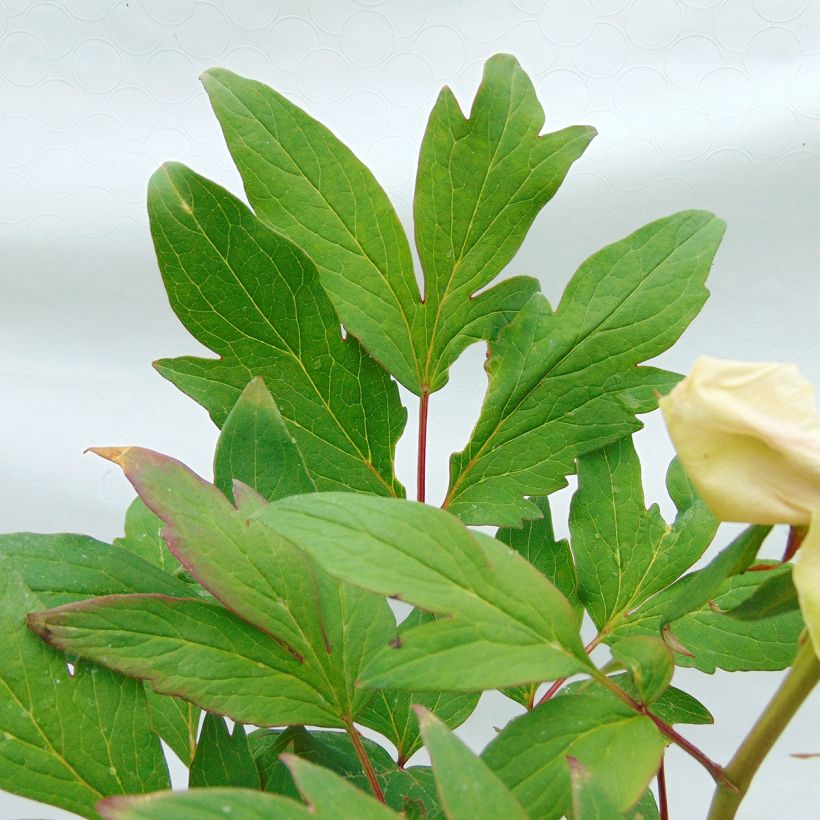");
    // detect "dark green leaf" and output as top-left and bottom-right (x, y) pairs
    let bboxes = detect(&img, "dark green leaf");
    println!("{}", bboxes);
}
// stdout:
(28, 593), (345, 728)
(95, 446), (395, 722)
(626, 789), (660, 820)
(149, 161), (406, 497)
(444, 210), (726, 526)
(253, 493), (591, 691)
(213, 376), (316, 504)
(417, 708), (527, 819)
(114, 498), (179, 574)
(145, 688), (199, 767)
(610, 636), (674, 706)
(613, 567), (803, 672)
(571, 437), (718, 632)
(0, 571), (168, 818)
(360, 610), (479, 765)
(189, 713), (259, 789)
(660, 525), (771, 630)
(496, 495), (581, 620)
(724, 565), (799, 621)
(482, 693), (664, 819)
(0, 532), (192, 607)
